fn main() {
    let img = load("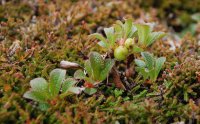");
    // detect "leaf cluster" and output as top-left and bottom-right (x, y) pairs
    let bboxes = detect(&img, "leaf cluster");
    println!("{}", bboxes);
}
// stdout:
(74, 52), (115, 94)
(135, 52), (166, 82)
(90, 19), (165, 53)
(23, 69), (83, 103)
